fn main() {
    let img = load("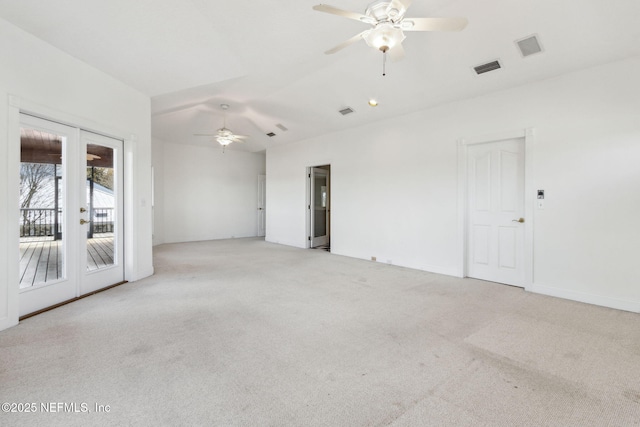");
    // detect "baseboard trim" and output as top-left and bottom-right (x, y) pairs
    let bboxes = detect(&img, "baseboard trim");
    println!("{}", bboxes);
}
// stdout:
(0, 316), (19, 332)
(530, 284), (640, 313)
(135, 267), (154, 281)
(265, 237), (306, 249)
(419, 264), (460, 277)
